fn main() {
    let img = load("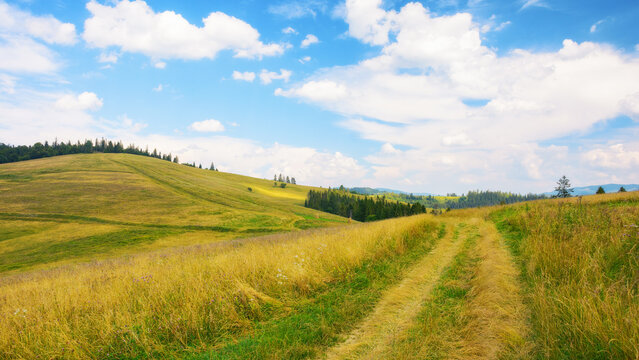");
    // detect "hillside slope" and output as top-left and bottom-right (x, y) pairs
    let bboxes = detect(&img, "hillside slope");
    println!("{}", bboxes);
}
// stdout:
(0, 153), (347, 273)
